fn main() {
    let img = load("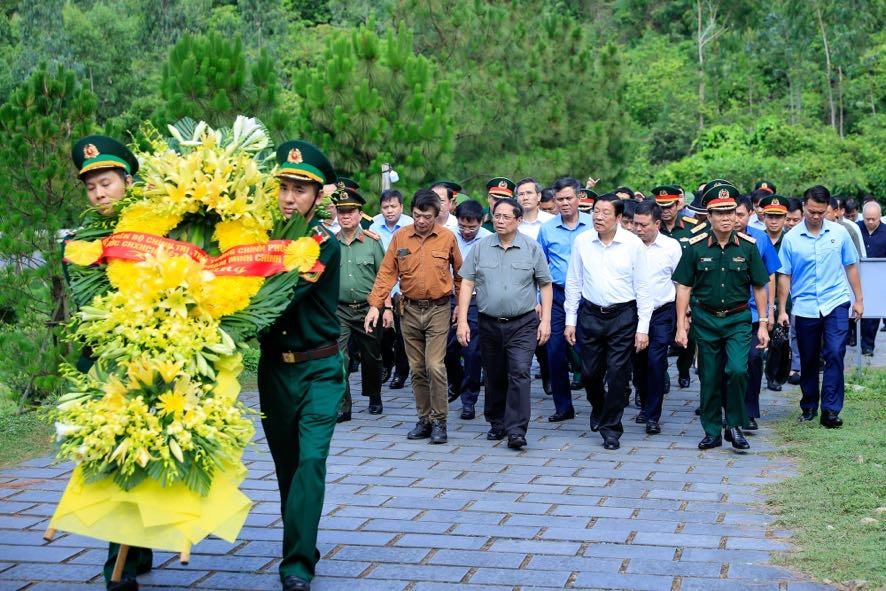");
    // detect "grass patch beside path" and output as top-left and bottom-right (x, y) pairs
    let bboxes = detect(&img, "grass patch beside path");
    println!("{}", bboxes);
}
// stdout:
(0, 406), (54, 468)
(766, 368), (886, 587)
